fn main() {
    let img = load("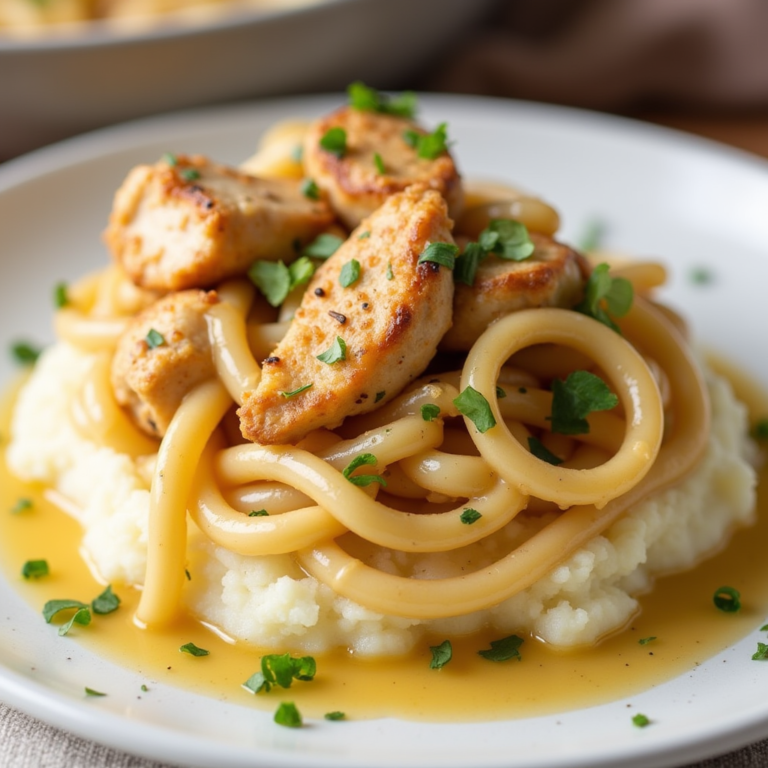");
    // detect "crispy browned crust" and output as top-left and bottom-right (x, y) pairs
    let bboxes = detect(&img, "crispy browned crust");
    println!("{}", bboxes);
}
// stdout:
(238, 185), (455, 445)
(105, 154), (334, 291)
(111, 289), (219, 437)
(440, 234), (589, 351)
(303, 107), (464, 229)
